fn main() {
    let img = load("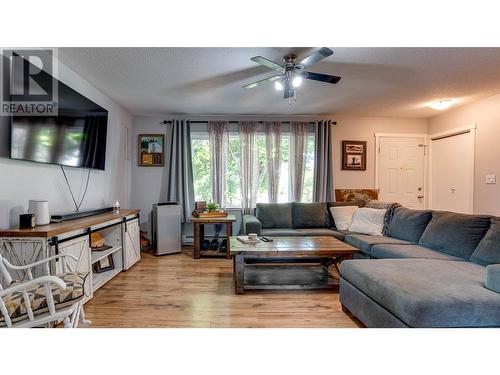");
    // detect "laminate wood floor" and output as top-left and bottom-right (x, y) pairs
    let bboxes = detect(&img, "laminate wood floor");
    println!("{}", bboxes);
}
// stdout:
(84, 249), (363, 328)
